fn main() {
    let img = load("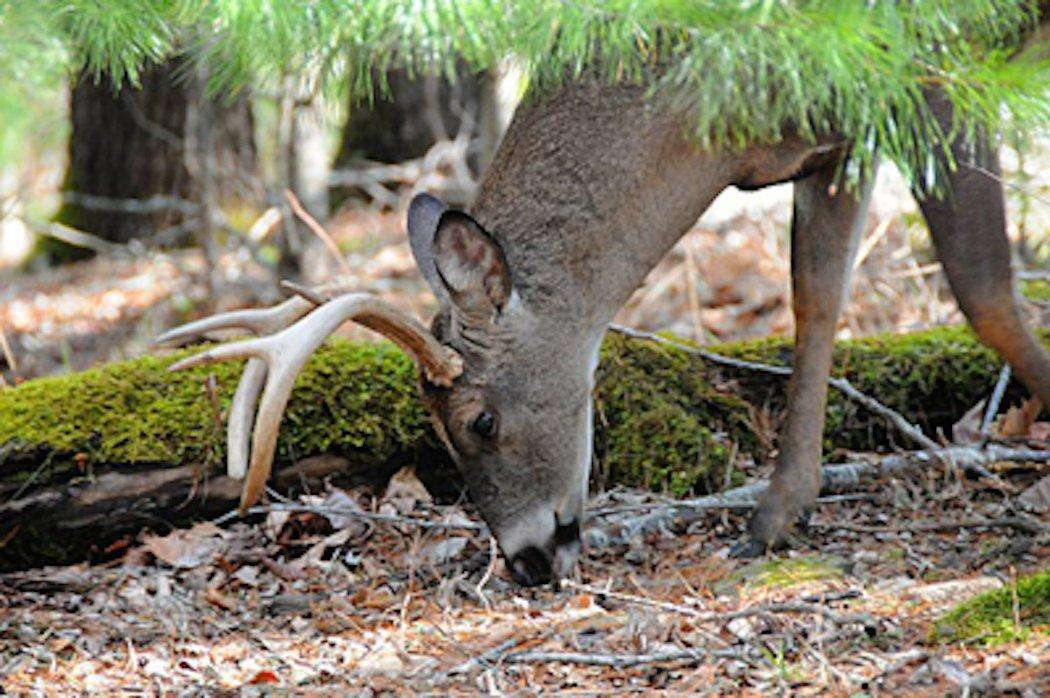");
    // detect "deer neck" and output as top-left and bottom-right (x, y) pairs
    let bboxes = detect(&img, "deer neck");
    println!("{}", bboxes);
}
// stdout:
(469, 80), (732, 340)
